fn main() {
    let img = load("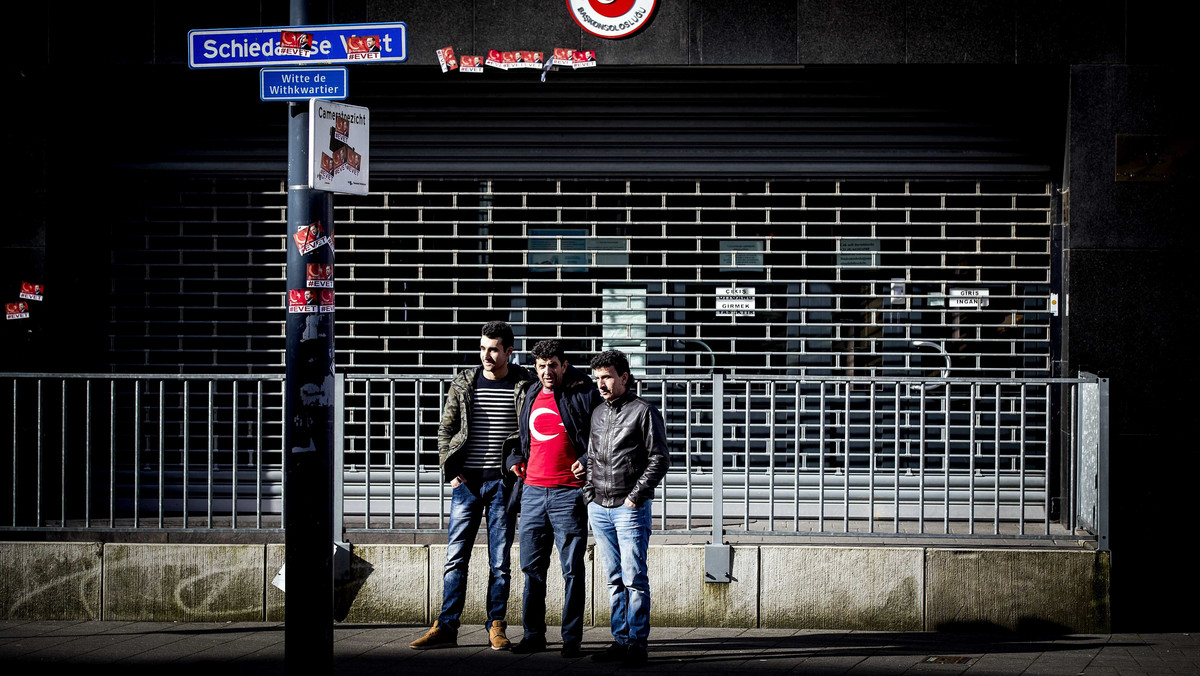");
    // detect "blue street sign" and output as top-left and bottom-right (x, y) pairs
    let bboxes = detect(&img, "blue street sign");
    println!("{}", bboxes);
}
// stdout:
(189, 22), (406, 68)
(261, 67), (348, 101)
